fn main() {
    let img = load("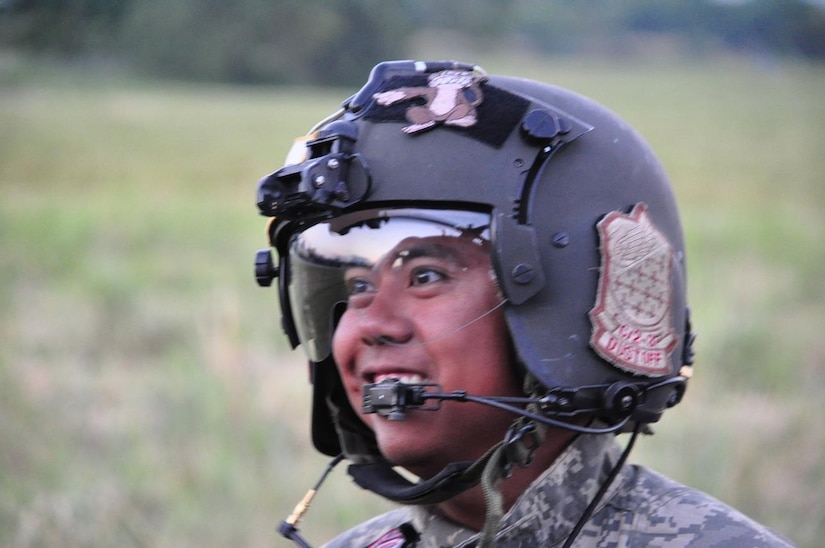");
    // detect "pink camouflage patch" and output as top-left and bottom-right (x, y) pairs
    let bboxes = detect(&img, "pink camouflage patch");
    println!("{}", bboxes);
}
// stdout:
(589, 202), (679, 377)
